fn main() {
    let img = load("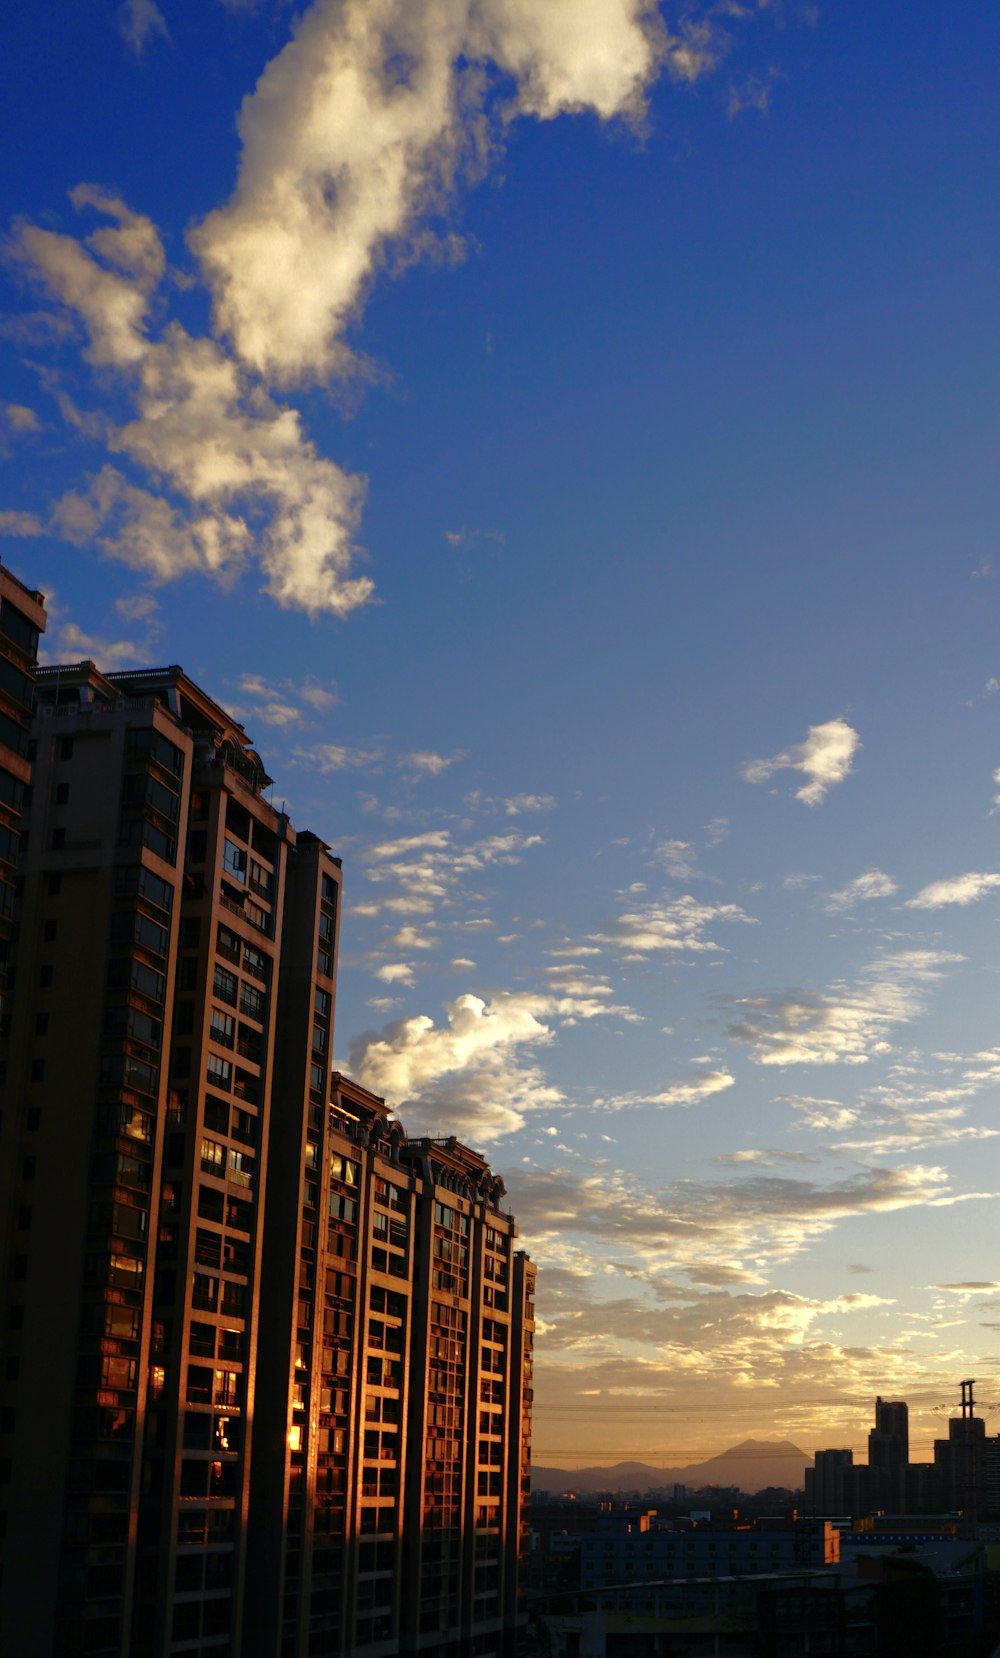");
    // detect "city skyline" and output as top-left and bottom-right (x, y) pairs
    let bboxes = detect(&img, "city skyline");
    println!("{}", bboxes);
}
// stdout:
(4, 0), (1000, 1469)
